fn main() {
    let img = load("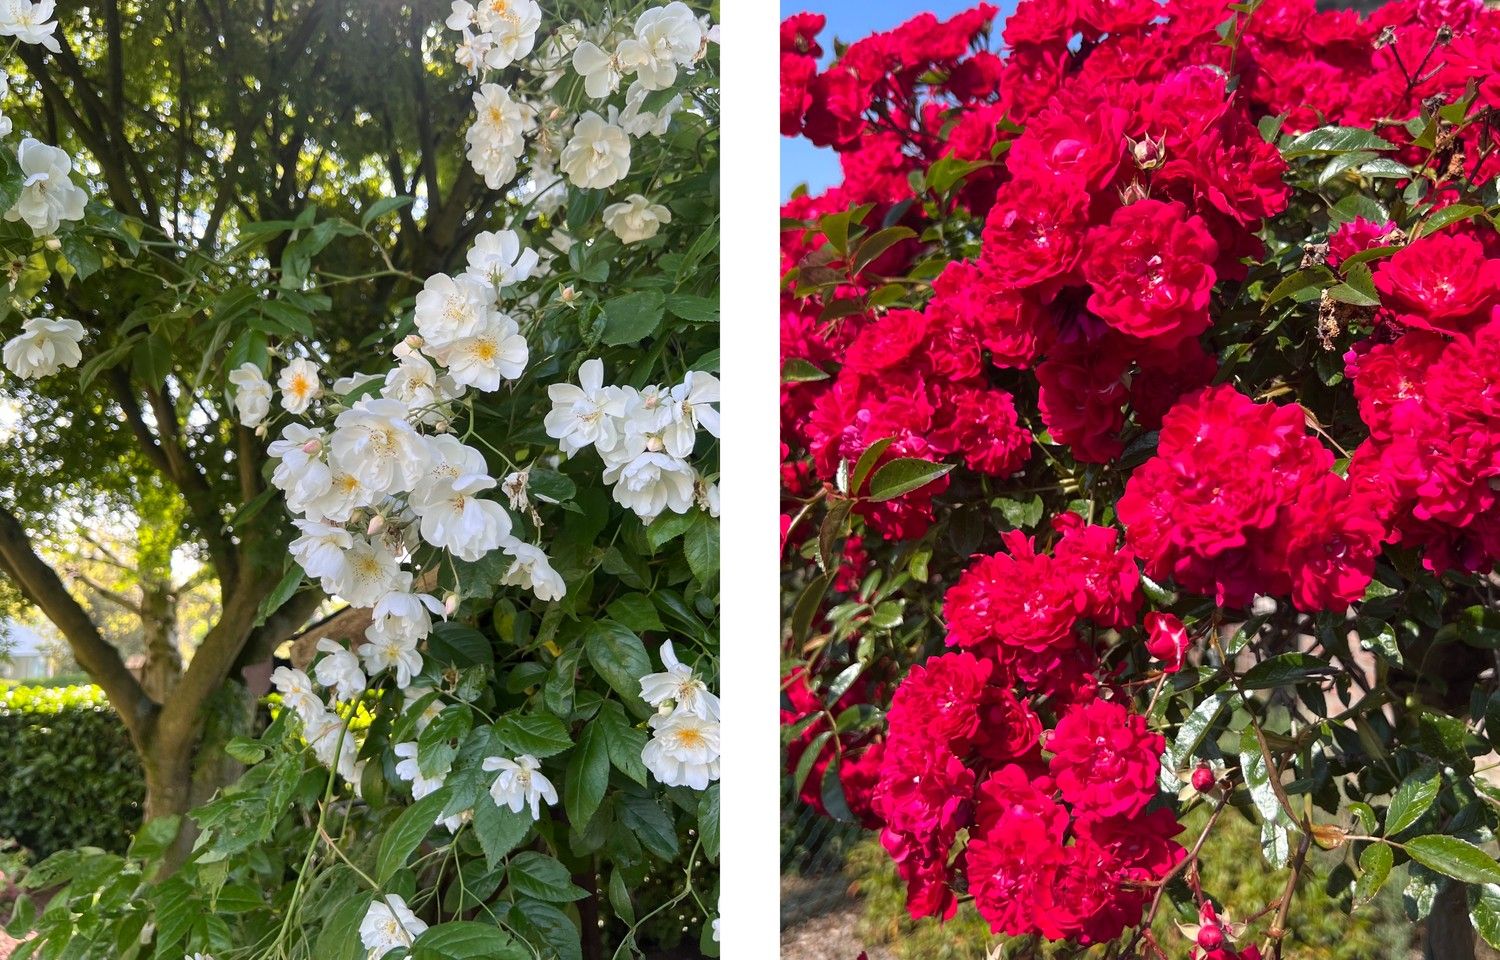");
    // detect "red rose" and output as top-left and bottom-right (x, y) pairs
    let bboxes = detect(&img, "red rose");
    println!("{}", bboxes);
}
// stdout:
(1144, 611), (1190, 671)
(1048, 698), (1164, 818)
(1083, 198), (1219, 344)
(1373, 232), (1500, 337)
